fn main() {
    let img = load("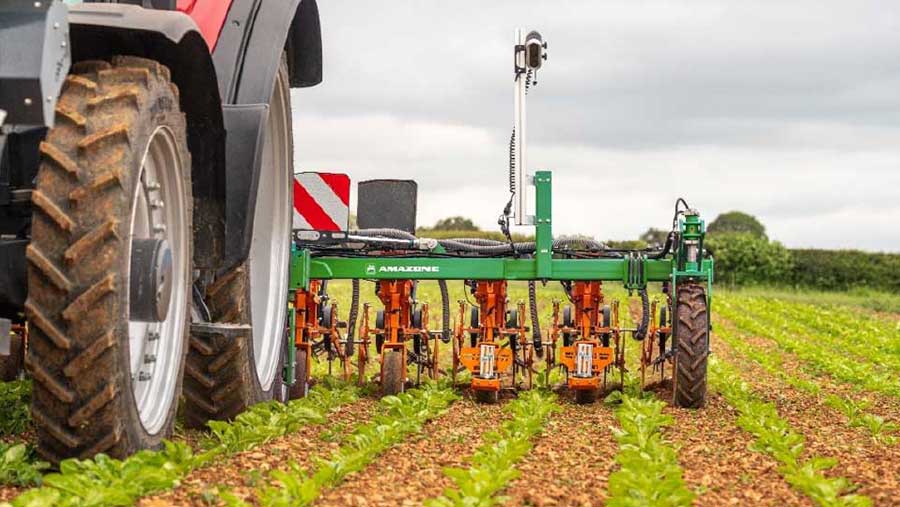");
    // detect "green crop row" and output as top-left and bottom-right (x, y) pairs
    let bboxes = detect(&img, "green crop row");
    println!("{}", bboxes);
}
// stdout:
(604, 386), (694, 507)
(714, 319), (898, 444)
(0, 380), (31, 437)
(3, 382), (359, 507)
(731, 296), (900, 372)
(709, 357), (871, 507)
(424, 390), (559, 507)
(221, 382), (458, 507)
(717, 299), (900, 399)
